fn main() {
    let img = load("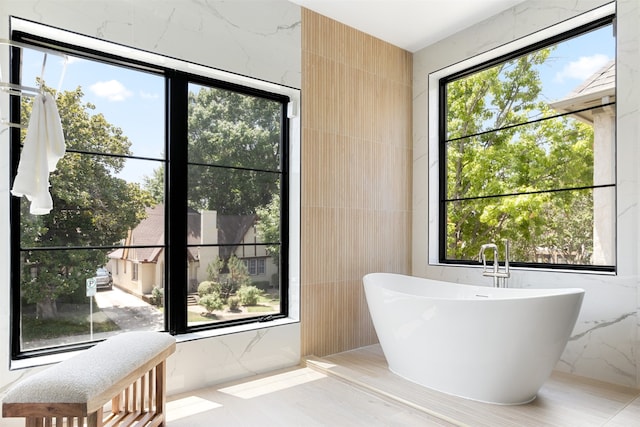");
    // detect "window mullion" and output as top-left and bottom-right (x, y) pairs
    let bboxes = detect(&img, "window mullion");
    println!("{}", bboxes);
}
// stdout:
(166, 73), (189, 335)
